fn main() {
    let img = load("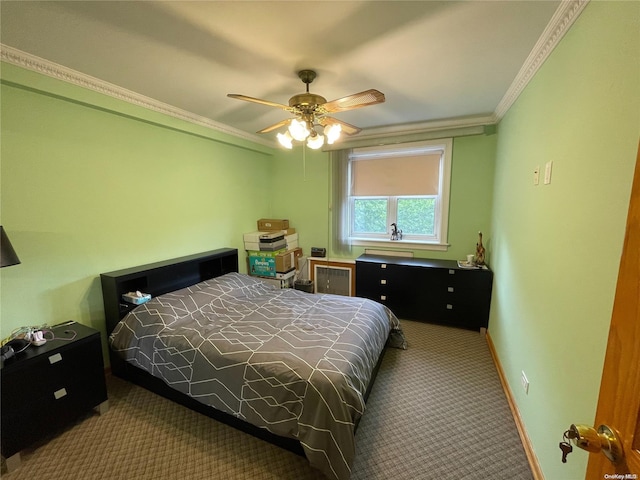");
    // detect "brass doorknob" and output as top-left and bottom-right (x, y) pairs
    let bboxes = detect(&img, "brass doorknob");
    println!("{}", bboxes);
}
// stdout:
(568, 424), (624, 464)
